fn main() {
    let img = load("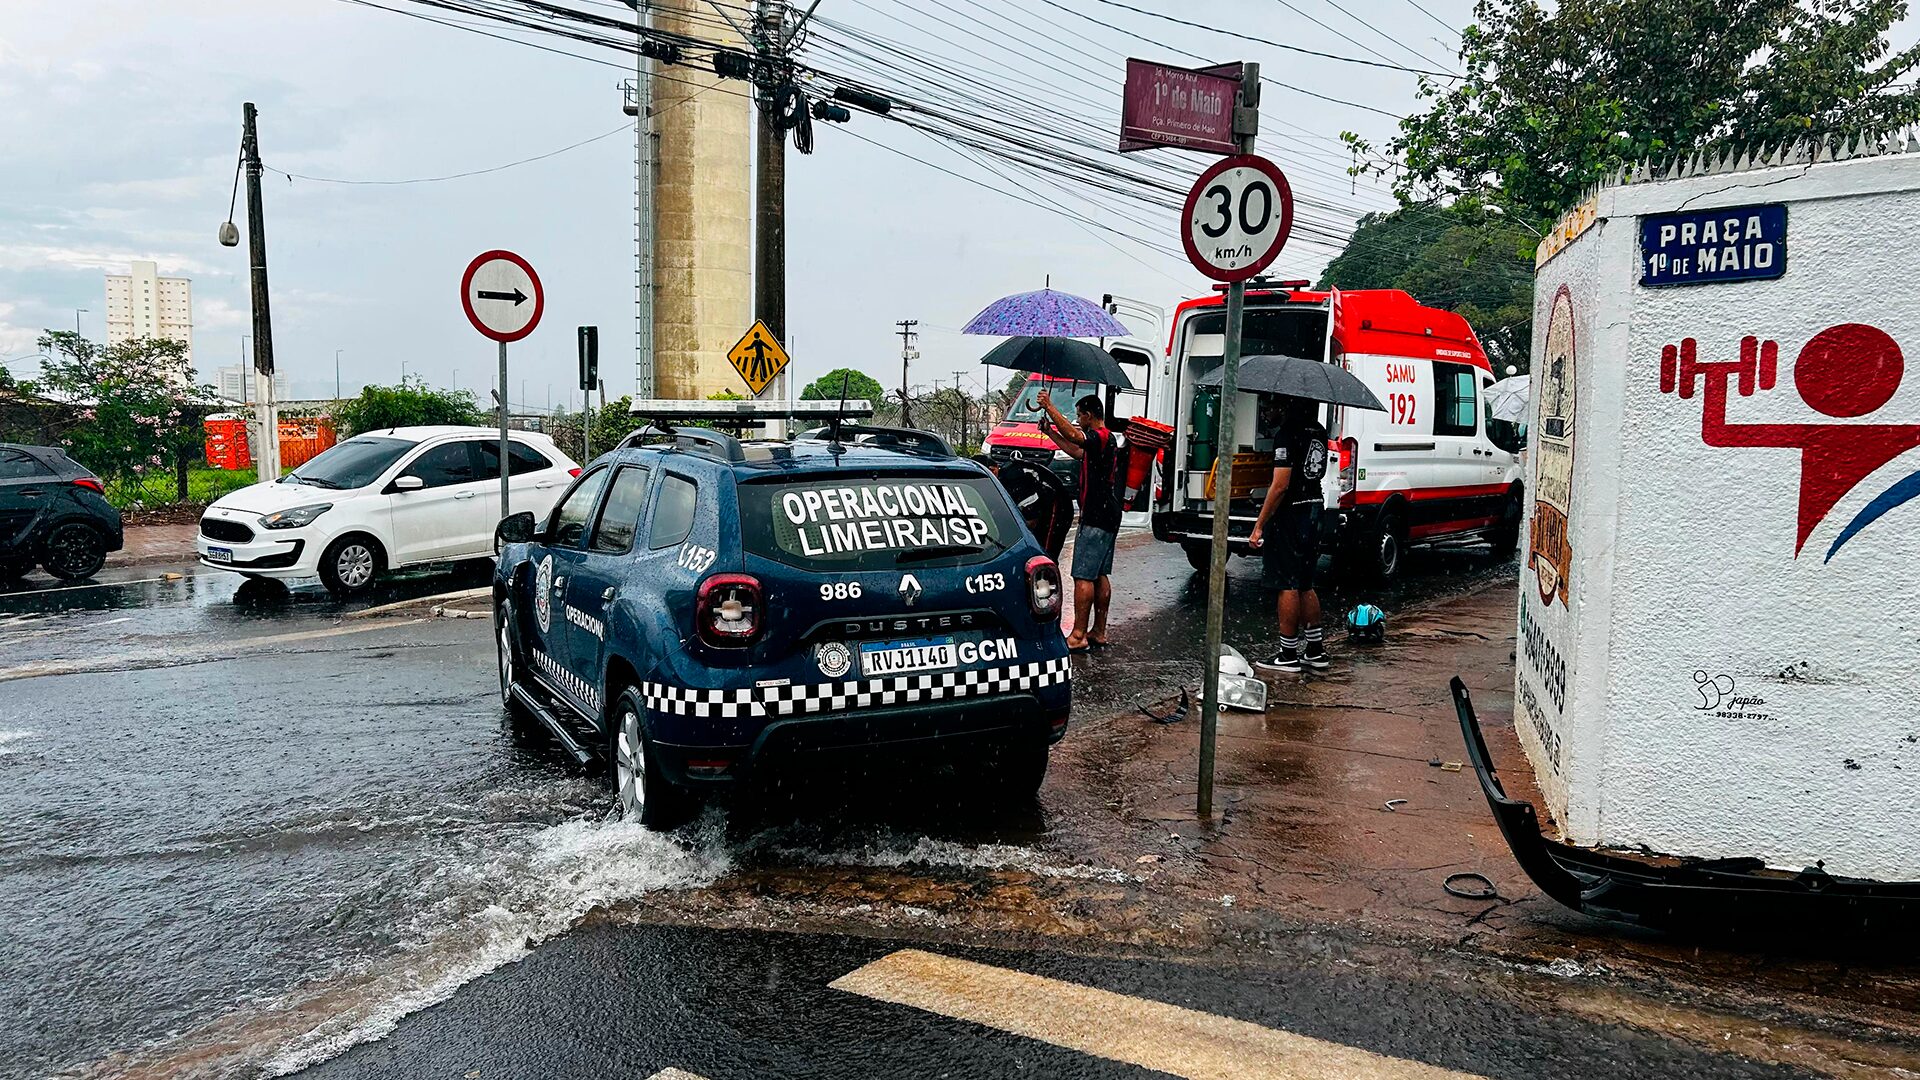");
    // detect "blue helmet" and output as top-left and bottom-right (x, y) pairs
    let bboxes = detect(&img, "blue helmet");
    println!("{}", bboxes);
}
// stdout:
(1347, 603), (1386, 641)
